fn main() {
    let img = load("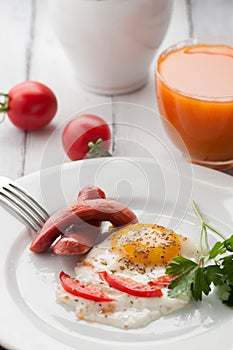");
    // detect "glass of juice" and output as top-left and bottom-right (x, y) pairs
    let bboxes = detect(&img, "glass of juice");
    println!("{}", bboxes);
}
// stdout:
(155, 37), (233, 170)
